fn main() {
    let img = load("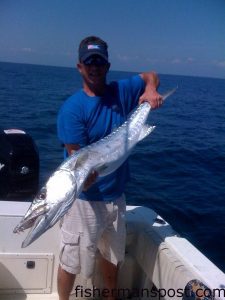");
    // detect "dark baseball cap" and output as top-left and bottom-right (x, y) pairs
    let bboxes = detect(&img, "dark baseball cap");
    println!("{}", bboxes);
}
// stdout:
(79, 43), (108, 63)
